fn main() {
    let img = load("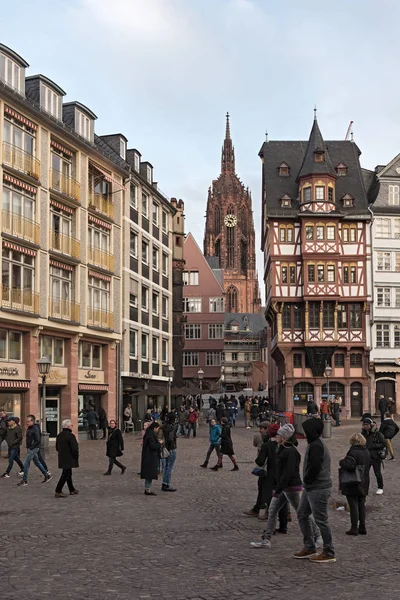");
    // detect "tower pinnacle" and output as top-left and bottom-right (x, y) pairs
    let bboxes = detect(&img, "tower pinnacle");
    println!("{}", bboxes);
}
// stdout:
(221, 112), (235, 173)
